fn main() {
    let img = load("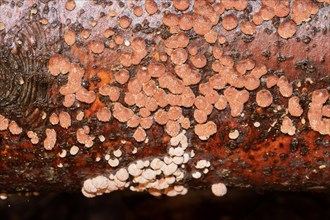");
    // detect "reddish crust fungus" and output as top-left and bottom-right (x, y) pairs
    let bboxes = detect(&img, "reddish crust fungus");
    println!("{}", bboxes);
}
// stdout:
(119, 16), (132, 29)
(194, 121), (217, 140)
(8, 121), (22, 135)
(256, 89), (273, 108)
(59, 112), (71, 129)
(222, 14), (238, 31)
(44, 129), (57, 150)
(288, 96), (303, 117)
(64, 29), (76, 46)
(96, 107), (112, 122)
(173, 0), (190, 11)
(278, 20), (297, 39)
(90, 40), (105, 54)
(0, 115), (9, 131)
(0, 0), (329, 198)
(145, 0), (158, 15)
